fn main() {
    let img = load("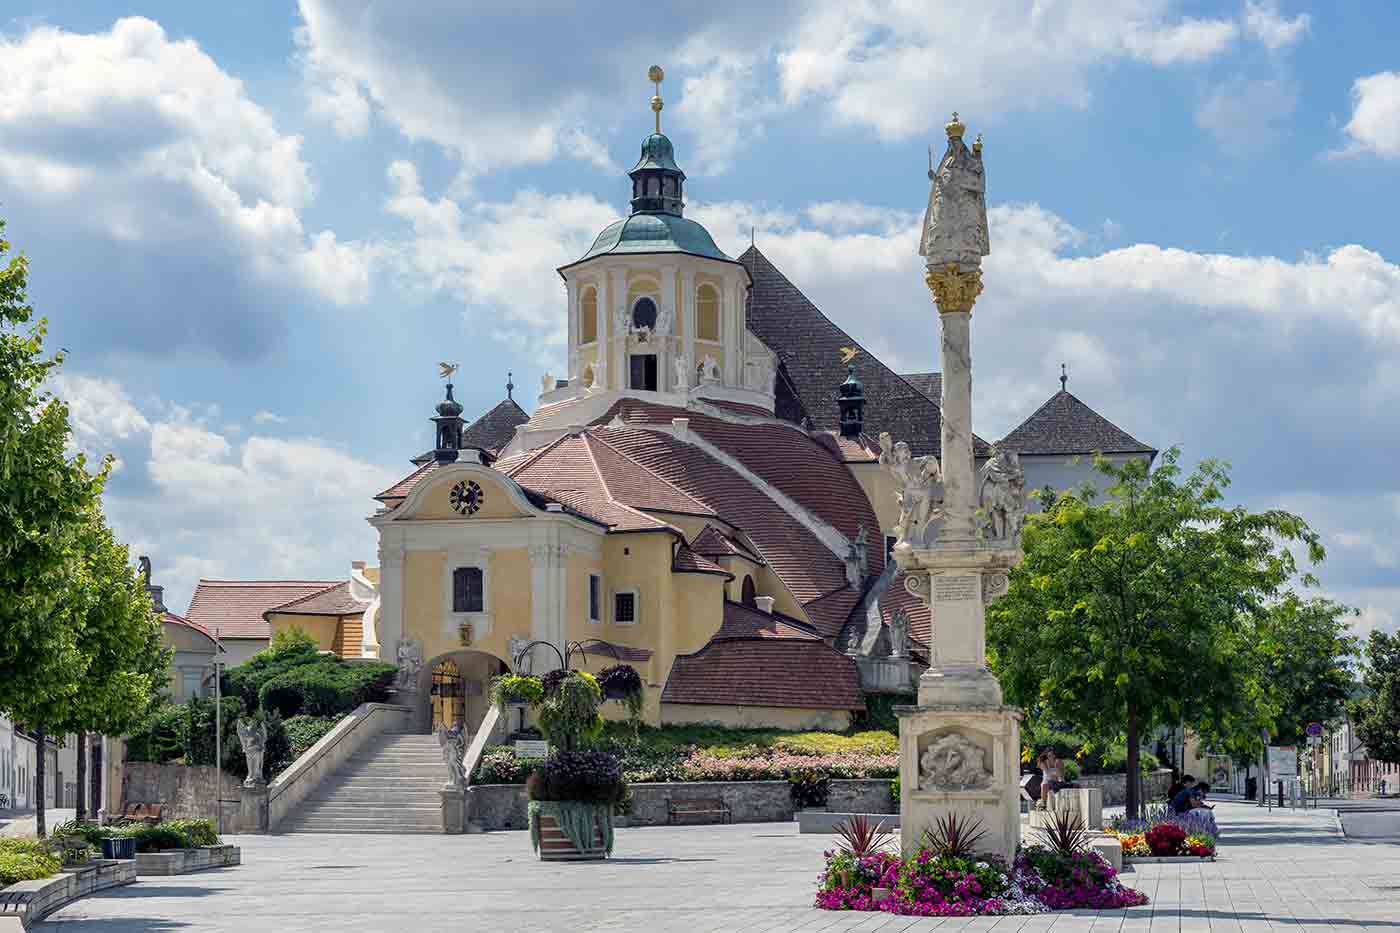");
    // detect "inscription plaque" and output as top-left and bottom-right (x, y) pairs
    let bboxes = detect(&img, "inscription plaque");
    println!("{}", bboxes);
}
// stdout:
(933, 574), (979, 603)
